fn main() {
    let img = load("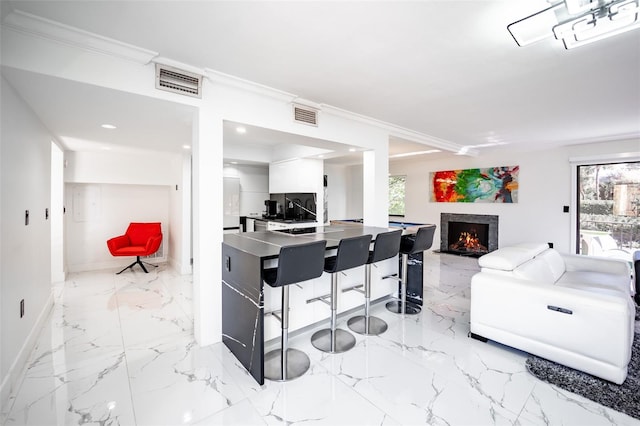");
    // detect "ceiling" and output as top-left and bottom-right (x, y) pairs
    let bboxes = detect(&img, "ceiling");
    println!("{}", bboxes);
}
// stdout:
(1, 1), (639, 164)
